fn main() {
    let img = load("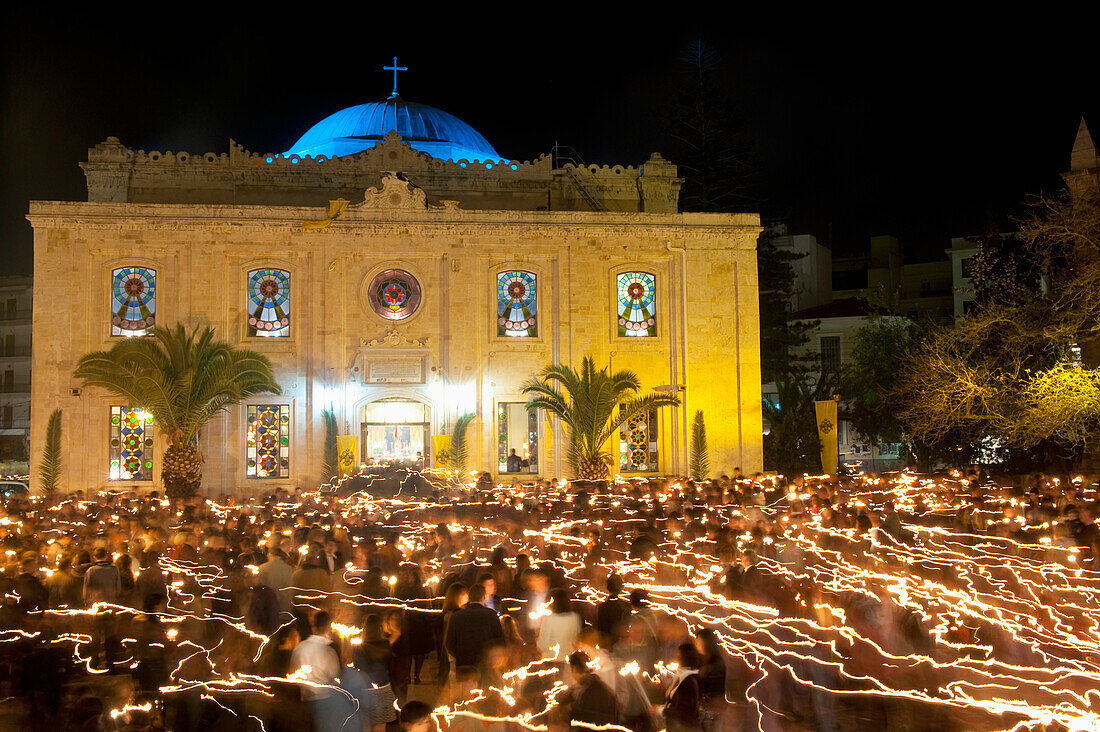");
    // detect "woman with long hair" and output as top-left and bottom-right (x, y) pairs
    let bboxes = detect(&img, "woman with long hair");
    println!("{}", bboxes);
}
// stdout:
(663, 643), (702, 732)
(437, 581), (469, 683)
(694, 629), (727, 732)
(352, 614), (398, 732)
(392, 564), (433, 683)
(537, 588), (581, 663)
